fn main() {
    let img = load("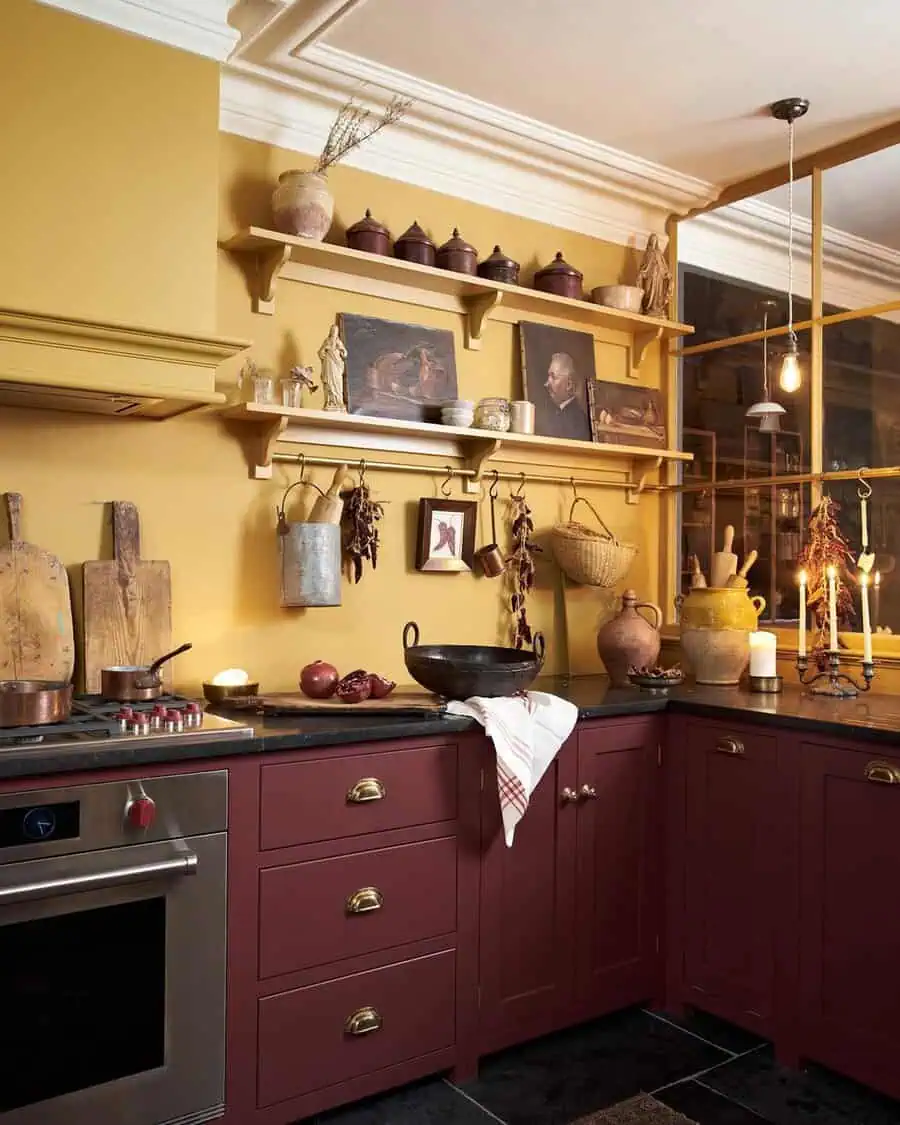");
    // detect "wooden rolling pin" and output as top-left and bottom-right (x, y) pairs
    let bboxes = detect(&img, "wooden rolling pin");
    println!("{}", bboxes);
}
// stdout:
(726, 549), (758, 590)
(710, 525), (738, 587)
(308, 464), (348, 524)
